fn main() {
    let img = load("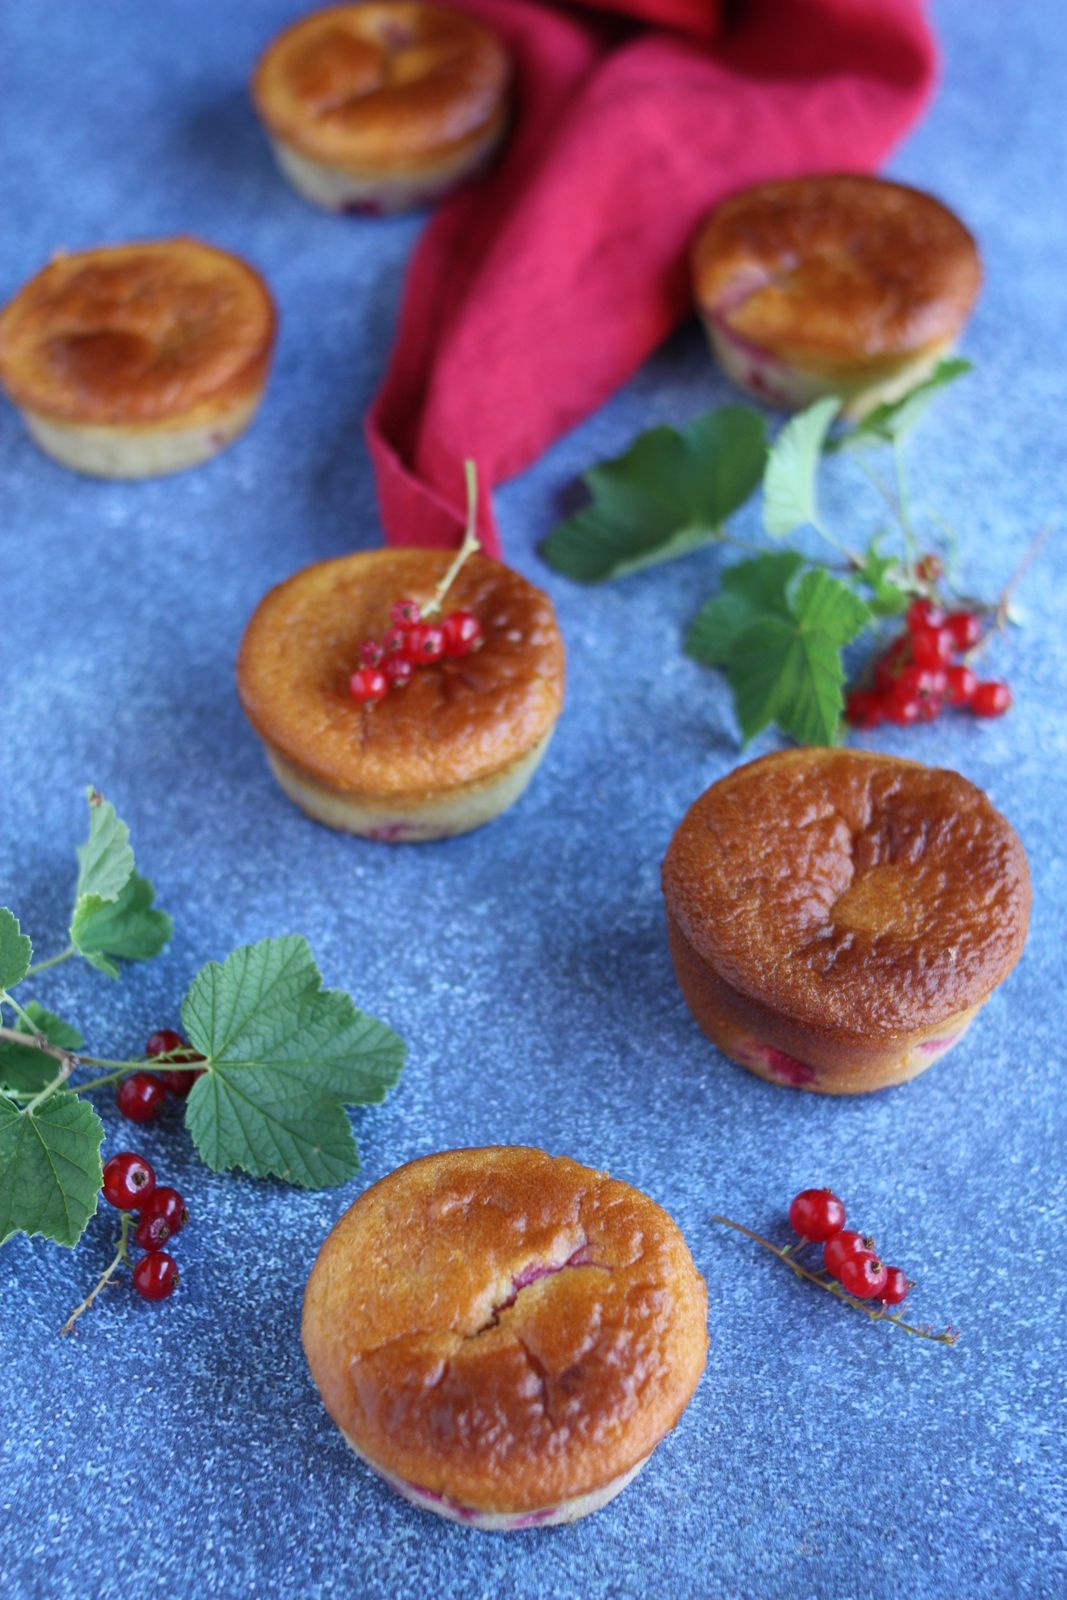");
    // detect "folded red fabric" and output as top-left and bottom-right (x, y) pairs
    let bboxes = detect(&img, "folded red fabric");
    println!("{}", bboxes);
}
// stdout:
(368, 0), (936, 555)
